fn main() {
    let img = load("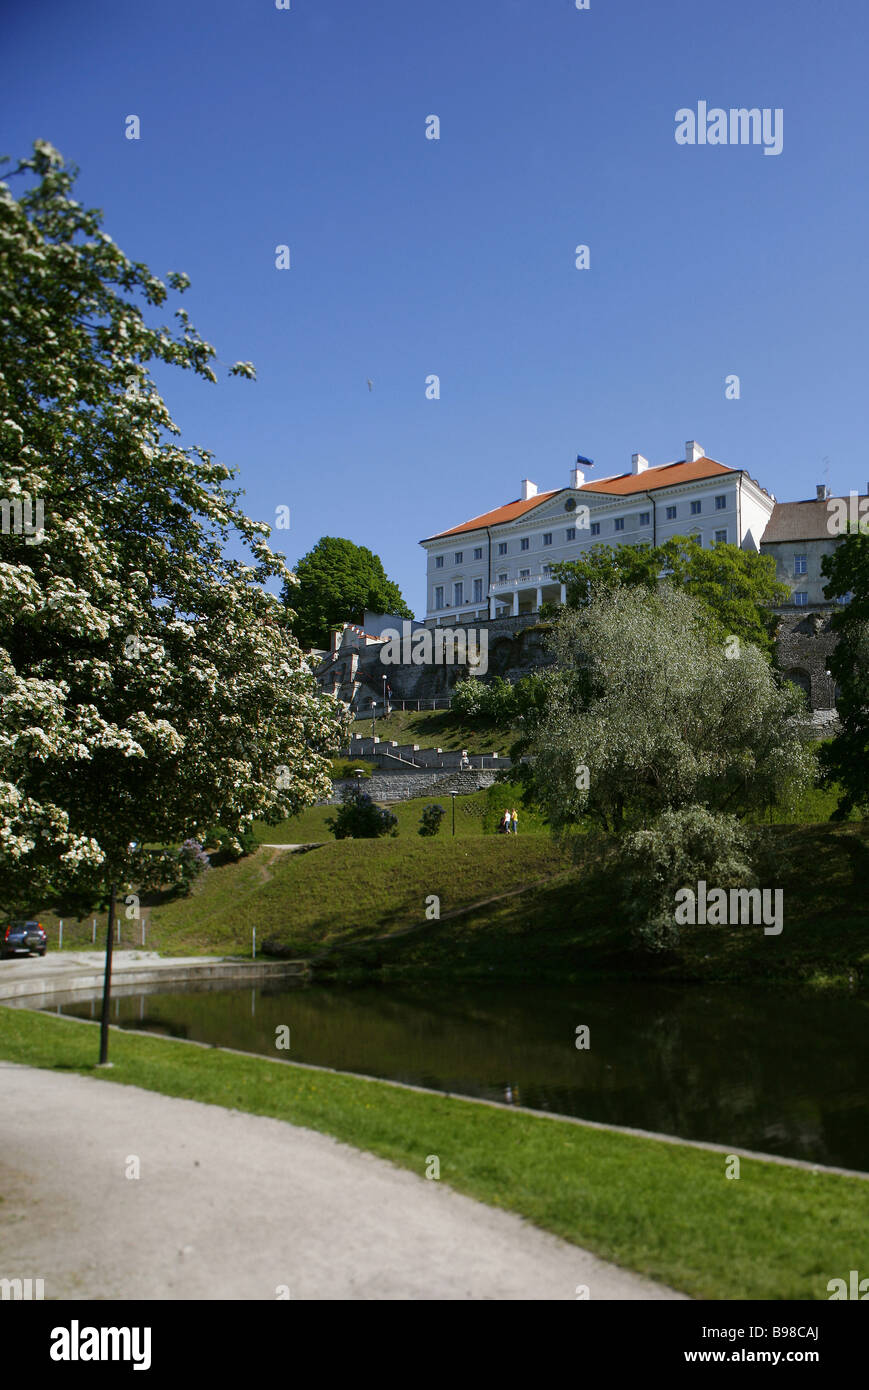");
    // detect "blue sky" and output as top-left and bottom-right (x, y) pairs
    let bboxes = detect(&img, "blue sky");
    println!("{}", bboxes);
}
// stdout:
(5, 0), (867, 616)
